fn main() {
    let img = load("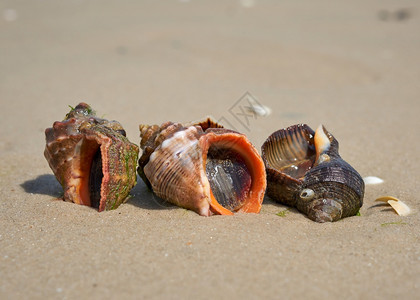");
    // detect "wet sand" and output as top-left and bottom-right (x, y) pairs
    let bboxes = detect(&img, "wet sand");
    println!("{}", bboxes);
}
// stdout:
(1, 0), (419, 299)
